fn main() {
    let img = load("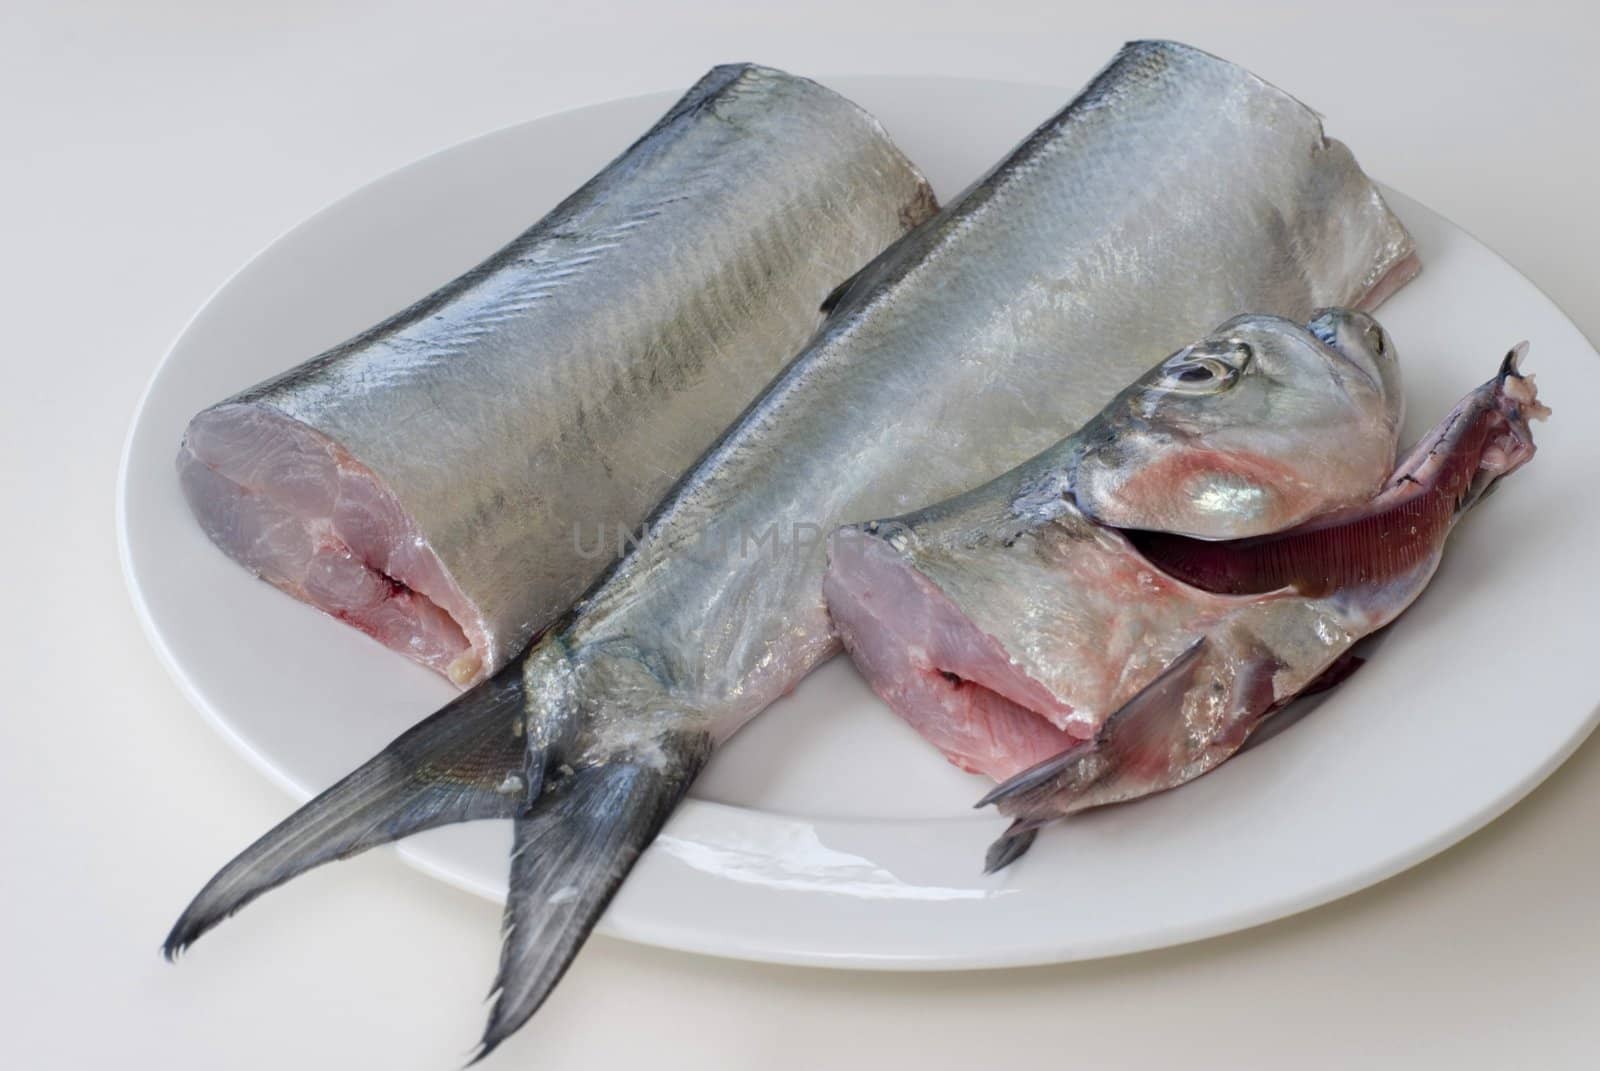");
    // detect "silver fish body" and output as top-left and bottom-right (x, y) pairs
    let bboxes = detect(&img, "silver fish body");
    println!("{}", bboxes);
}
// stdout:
(551, 40), (1415, 750)
(178, 63), (936, 686)
(168, 41), (1418, 1055)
